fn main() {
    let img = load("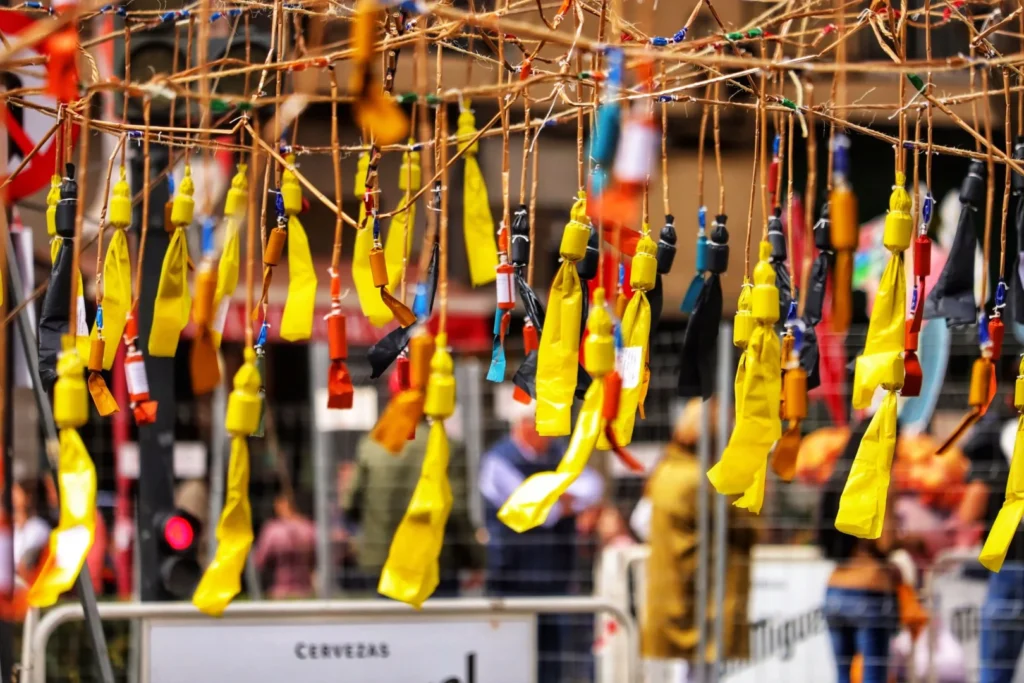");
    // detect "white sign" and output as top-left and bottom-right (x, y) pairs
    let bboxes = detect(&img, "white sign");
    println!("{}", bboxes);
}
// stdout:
(117, 442), (207, 479)
(145, 615), (536, 683)
(315, 386), (379, 431)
